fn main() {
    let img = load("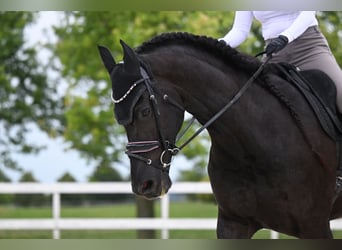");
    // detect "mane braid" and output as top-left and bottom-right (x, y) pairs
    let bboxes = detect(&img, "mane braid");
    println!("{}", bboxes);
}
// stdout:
(135, 32), (262, 73)
(259, 73), (313, 148)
